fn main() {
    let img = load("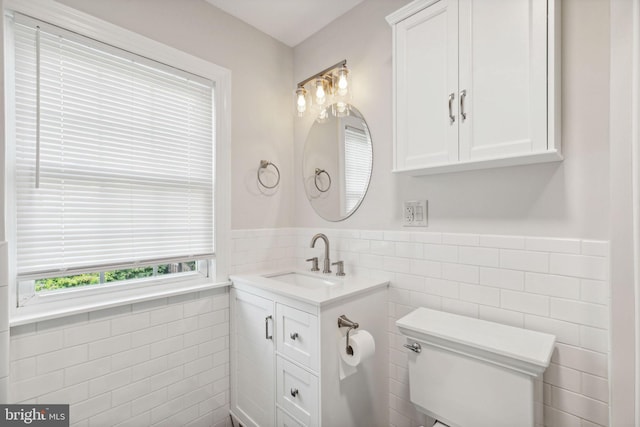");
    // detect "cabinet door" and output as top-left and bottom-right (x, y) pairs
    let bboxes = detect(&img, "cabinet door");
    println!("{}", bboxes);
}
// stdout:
(458, 0), (547, 161)
(231, 289), (275, 427)
(394, 0), (458, 169)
